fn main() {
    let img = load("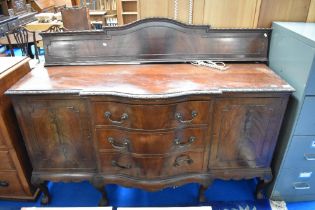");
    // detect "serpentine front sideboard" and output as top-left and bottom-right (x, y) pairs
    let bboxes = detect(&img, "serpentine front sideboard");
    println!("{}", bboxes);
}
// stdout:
(6, 18), (294, 205)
